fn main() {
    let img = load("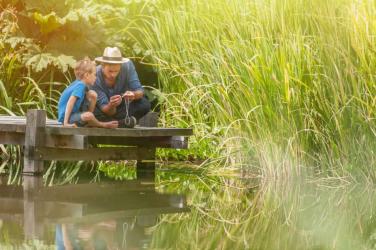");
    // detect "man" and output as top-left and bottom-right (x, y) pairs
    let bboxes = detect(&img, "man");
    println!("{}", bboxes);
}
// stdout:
(92, 47), (151, 127)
